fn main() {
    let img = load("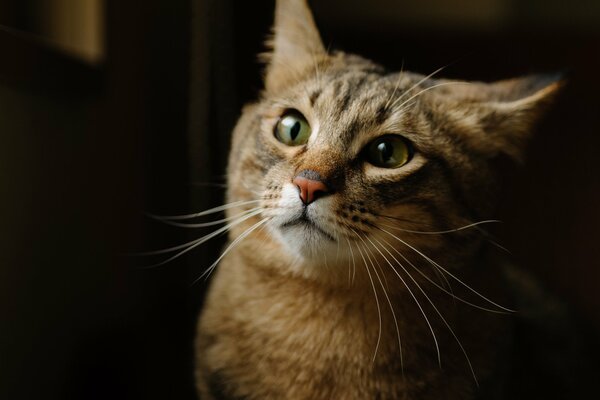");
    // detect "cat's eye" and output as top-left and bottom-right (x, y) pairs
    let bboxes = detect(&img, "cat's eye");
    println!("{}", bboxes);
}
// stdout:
(274, 110), (311, 146)
(364, 135), (412, 168)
